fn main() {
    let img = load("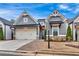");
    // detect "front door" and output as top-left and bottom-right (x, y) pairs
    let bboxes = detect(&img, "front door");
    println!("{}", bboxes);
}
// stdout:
(52, 27), (59, 36)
